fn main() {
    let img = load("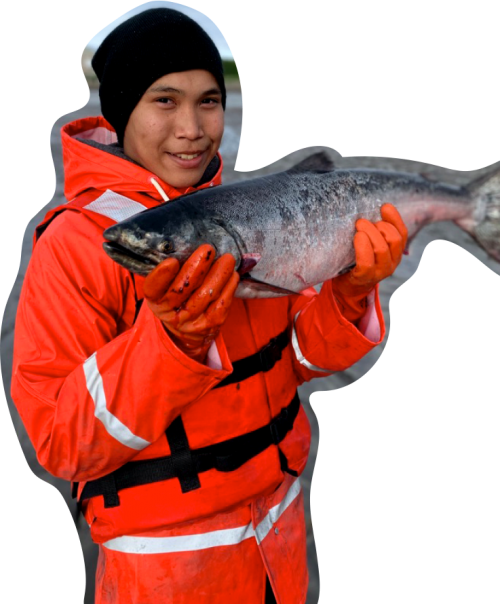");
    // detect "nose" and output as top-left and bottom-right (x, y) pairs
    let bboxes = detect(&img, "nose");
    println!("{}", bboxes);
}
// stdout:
(175, 105), (204, 140)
